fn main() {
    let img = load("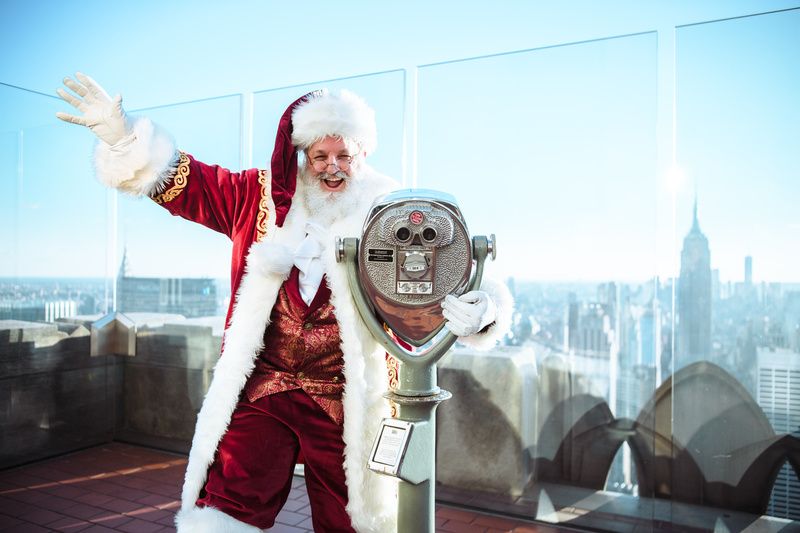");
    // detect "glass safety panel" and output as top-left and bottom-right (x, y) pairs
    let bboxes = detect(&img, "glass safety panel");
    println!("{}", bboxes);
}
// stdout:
(673, 9), (800, 530)
(0, 84), (116, 467)
(418, 32), (659, 530)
